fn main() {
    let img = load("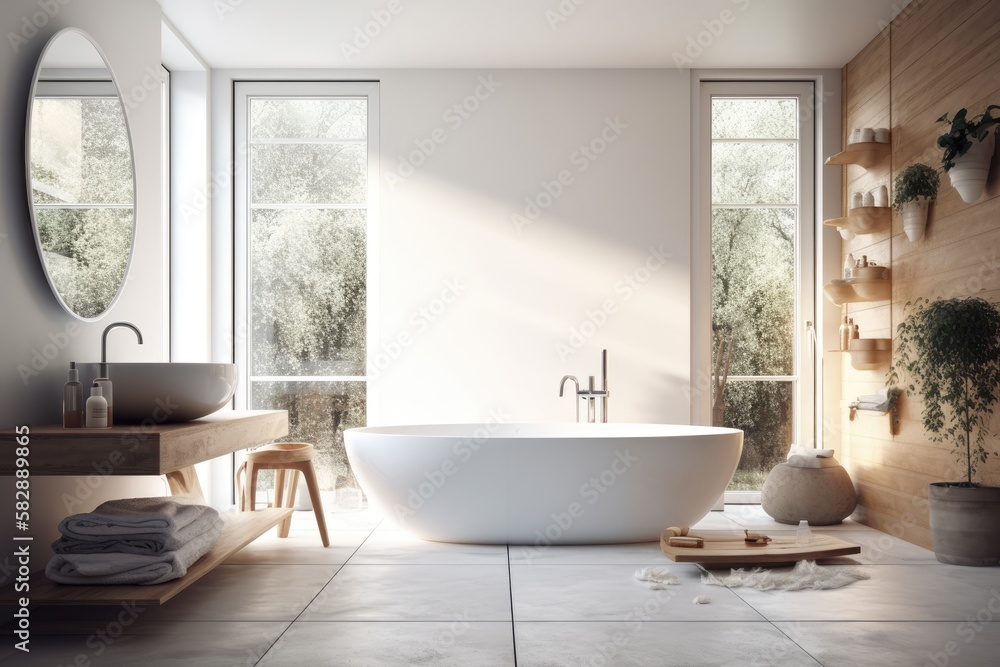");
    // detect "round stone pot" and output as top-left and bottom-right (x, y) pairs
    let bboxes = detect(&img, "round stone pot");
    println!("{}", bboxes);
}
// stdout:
(928, 482), (1000, 566)
(761, 463), (858, 525)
